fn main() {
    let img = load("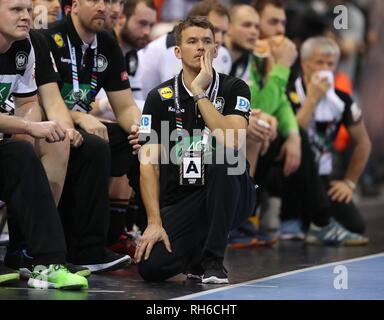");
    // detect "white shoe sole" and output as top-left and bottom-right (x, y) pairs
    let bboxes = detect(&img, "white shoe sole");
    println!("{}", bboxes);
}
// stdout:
(202, 276), (229, 284)
(27, 278), (86, 290)
(80, 255), (131, 273)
